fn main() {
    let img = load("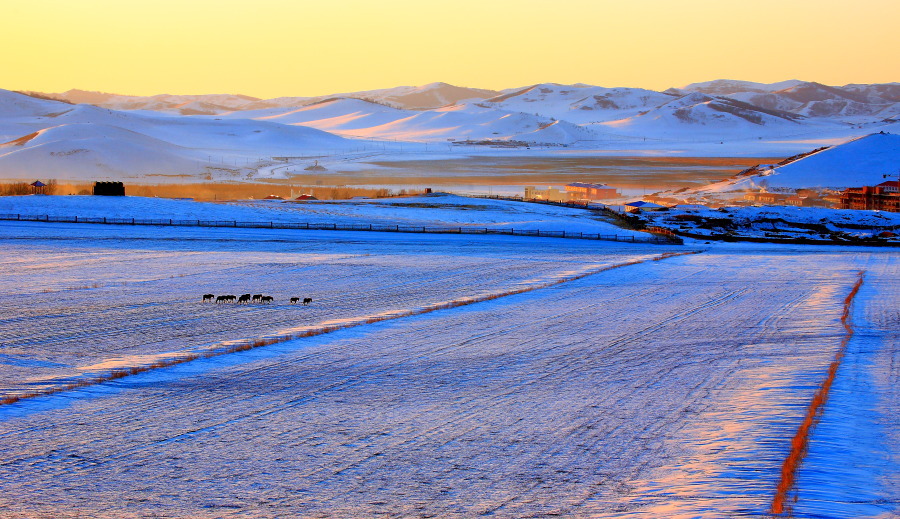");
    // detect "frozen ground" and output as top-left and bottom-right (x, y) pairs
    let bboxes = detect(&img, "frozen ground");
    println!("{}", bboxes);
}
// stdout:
(0, 202), (897, 518)
(0, 193), (652, 238)
(640, 205), (900, 242)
